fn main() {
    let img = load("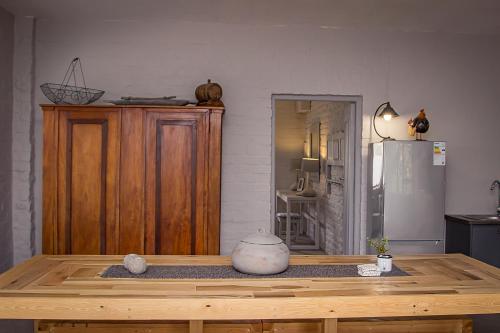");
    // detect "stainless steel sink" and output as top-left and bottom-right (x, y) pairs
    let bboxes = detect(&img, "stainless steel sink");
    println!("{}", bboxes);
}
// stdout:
(463, 215), (500, 221)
